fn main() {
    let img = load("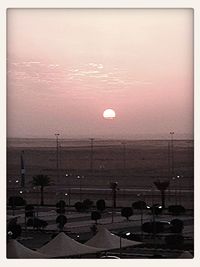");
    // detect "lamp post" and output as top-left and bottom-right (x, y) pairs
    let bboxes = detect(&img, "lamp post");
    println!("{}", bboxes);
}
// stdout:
(77, 175), (84, 201)
(137, 193), (145, 239)
(66, 173), (71, 206)
(170, 132), (175, 177)
(121, 142), (126, 170)
(90, 138), (94, 172)
(55, 133), (60, 185)
(110, 182), (118, 223)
